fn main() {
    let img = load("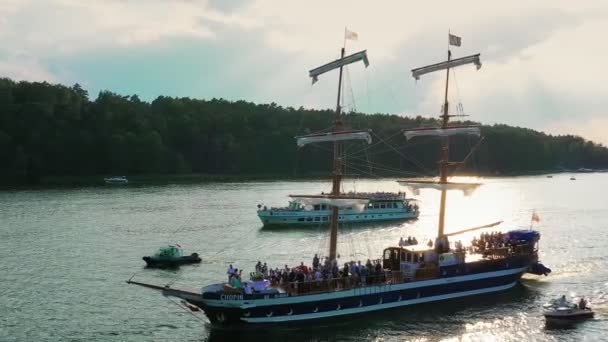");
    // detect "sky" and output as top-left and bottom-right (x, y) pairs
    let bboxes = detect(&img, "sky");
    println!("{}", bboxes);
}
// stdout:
(1, 0), (607, 145)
